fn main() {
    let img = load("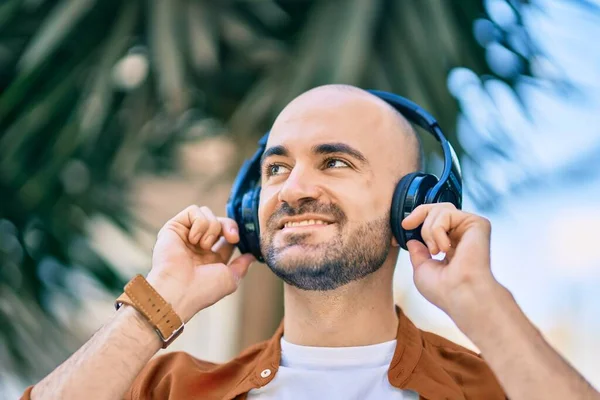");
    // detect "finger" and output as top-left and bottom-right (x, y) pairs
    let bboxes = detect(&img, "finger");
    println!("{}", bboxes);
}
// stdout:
(406, 240), (432, 269)
(198, 207), (222, 250)
(420, 208), (440, 255)
(402, 203), (456, 230)
(188, 207), (210, 245)
(159, 206), (203, 241)
(211, 236), (236, 262)
(171, 205), (198, 227)
(228, 253), (256, 285)
(402, 205), (429, 230)
(217, 217), (240, 244)
(431, 211), (452, 253)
